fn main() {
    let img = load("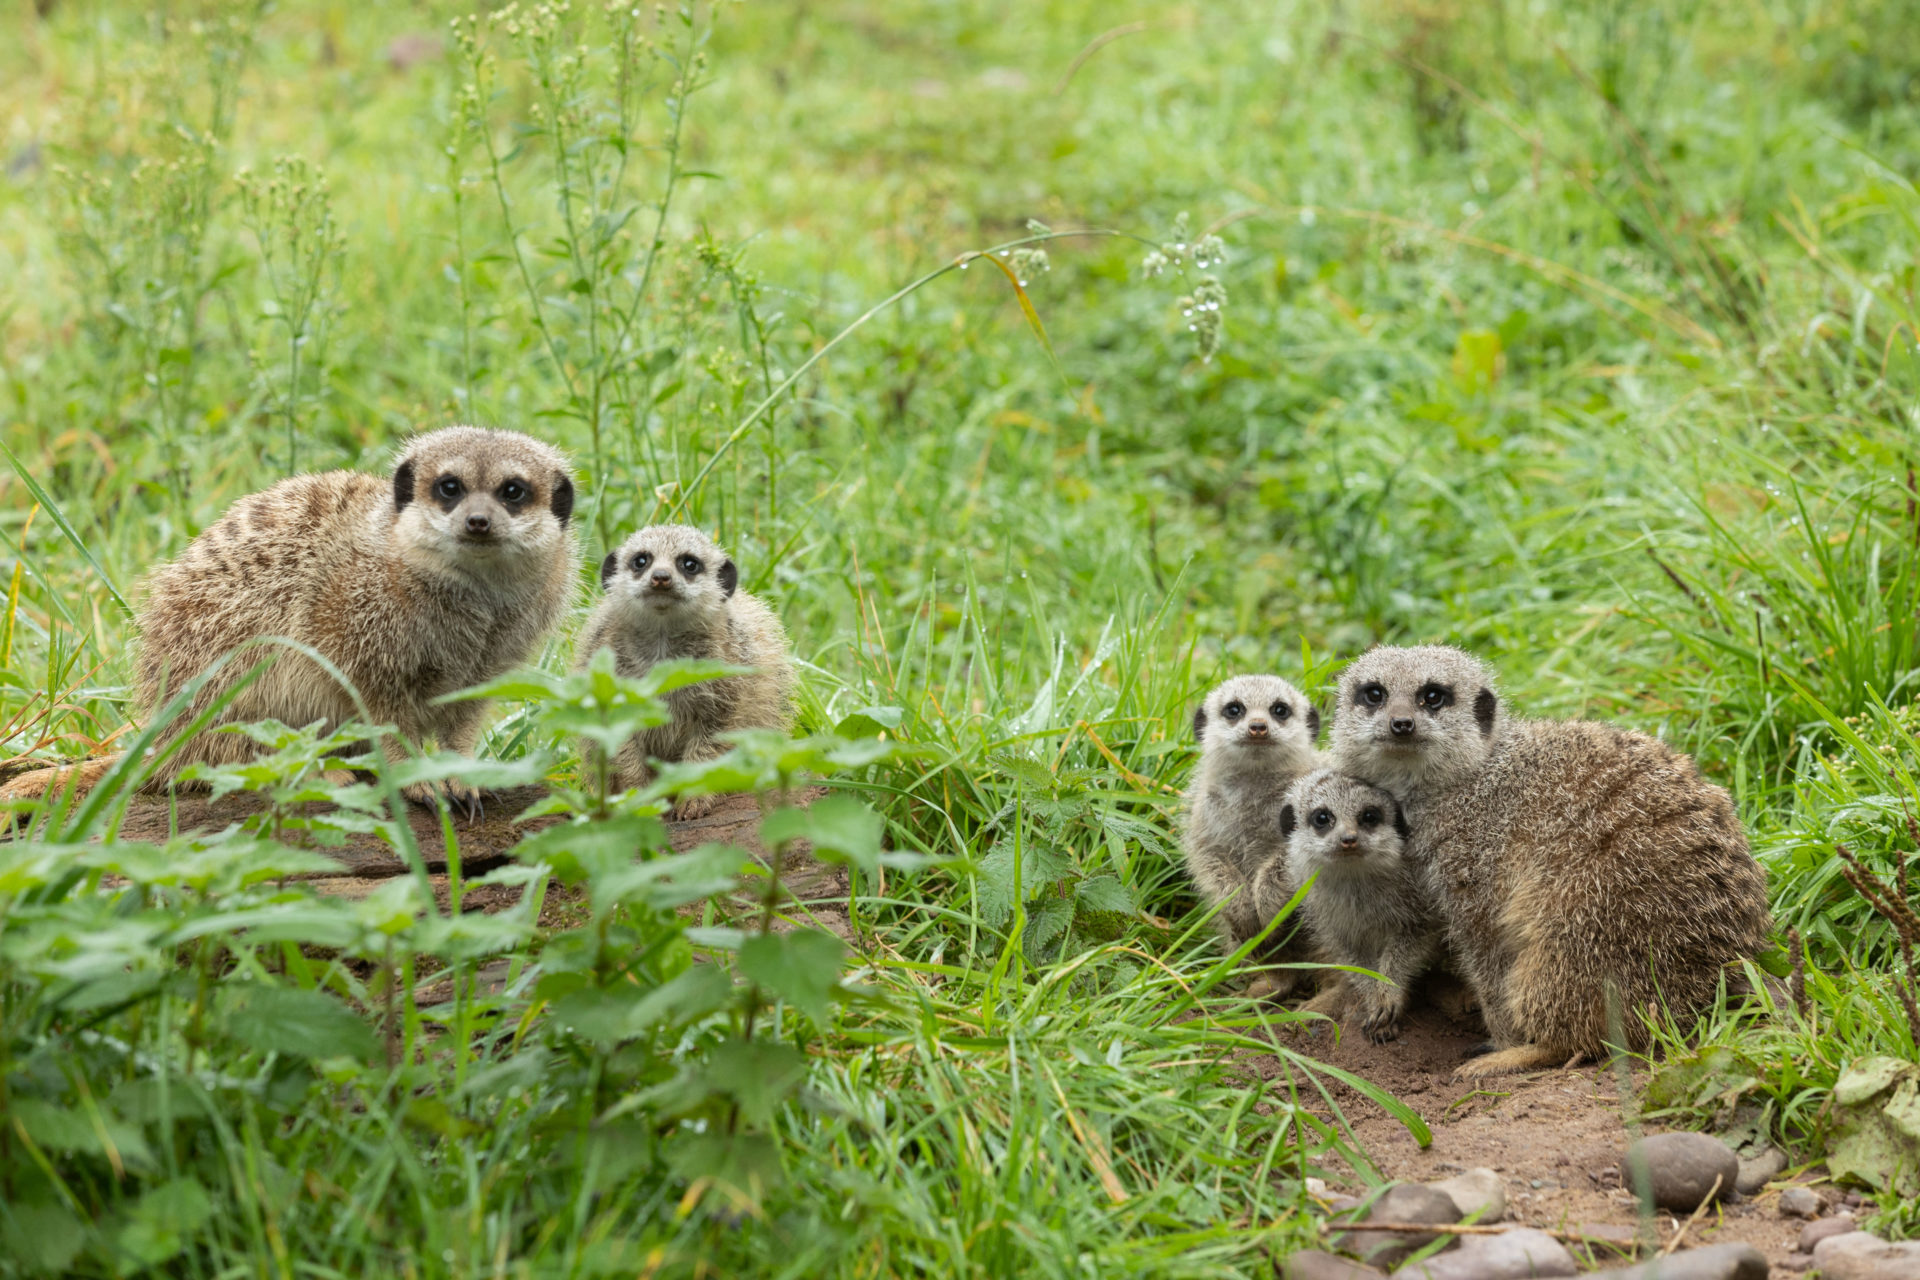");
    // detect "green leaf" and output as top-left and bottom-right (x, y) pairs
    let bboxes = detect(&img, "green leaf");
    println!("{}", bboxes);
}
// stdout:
(976, 842), (1073, 927)
(11, 1098), (155, 1171)
(1074, 873), (1135, 916)
(739, 929), (844, 1025)
(222, 984), (380, 1062)
(513, 815), (672, 884)
(668, 1130), (785, 1204)
(0, 439), (131, 614)
(1022, 895), (1076, 961)
(114, 1177), (213, 1267)
(0, 1199), (85, 1274)
(833, 704), (904, 738)
(760, 794), (885, 874)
